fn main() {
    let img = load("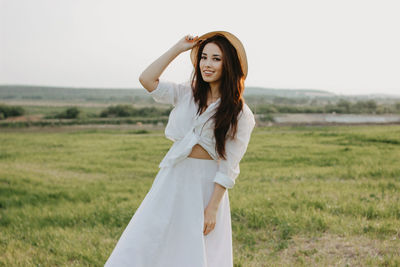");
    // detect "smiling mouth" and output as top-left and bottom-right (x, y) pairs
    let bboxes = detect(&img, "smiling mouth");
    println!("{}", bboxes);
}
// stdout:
(203, 70), (214, 75)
